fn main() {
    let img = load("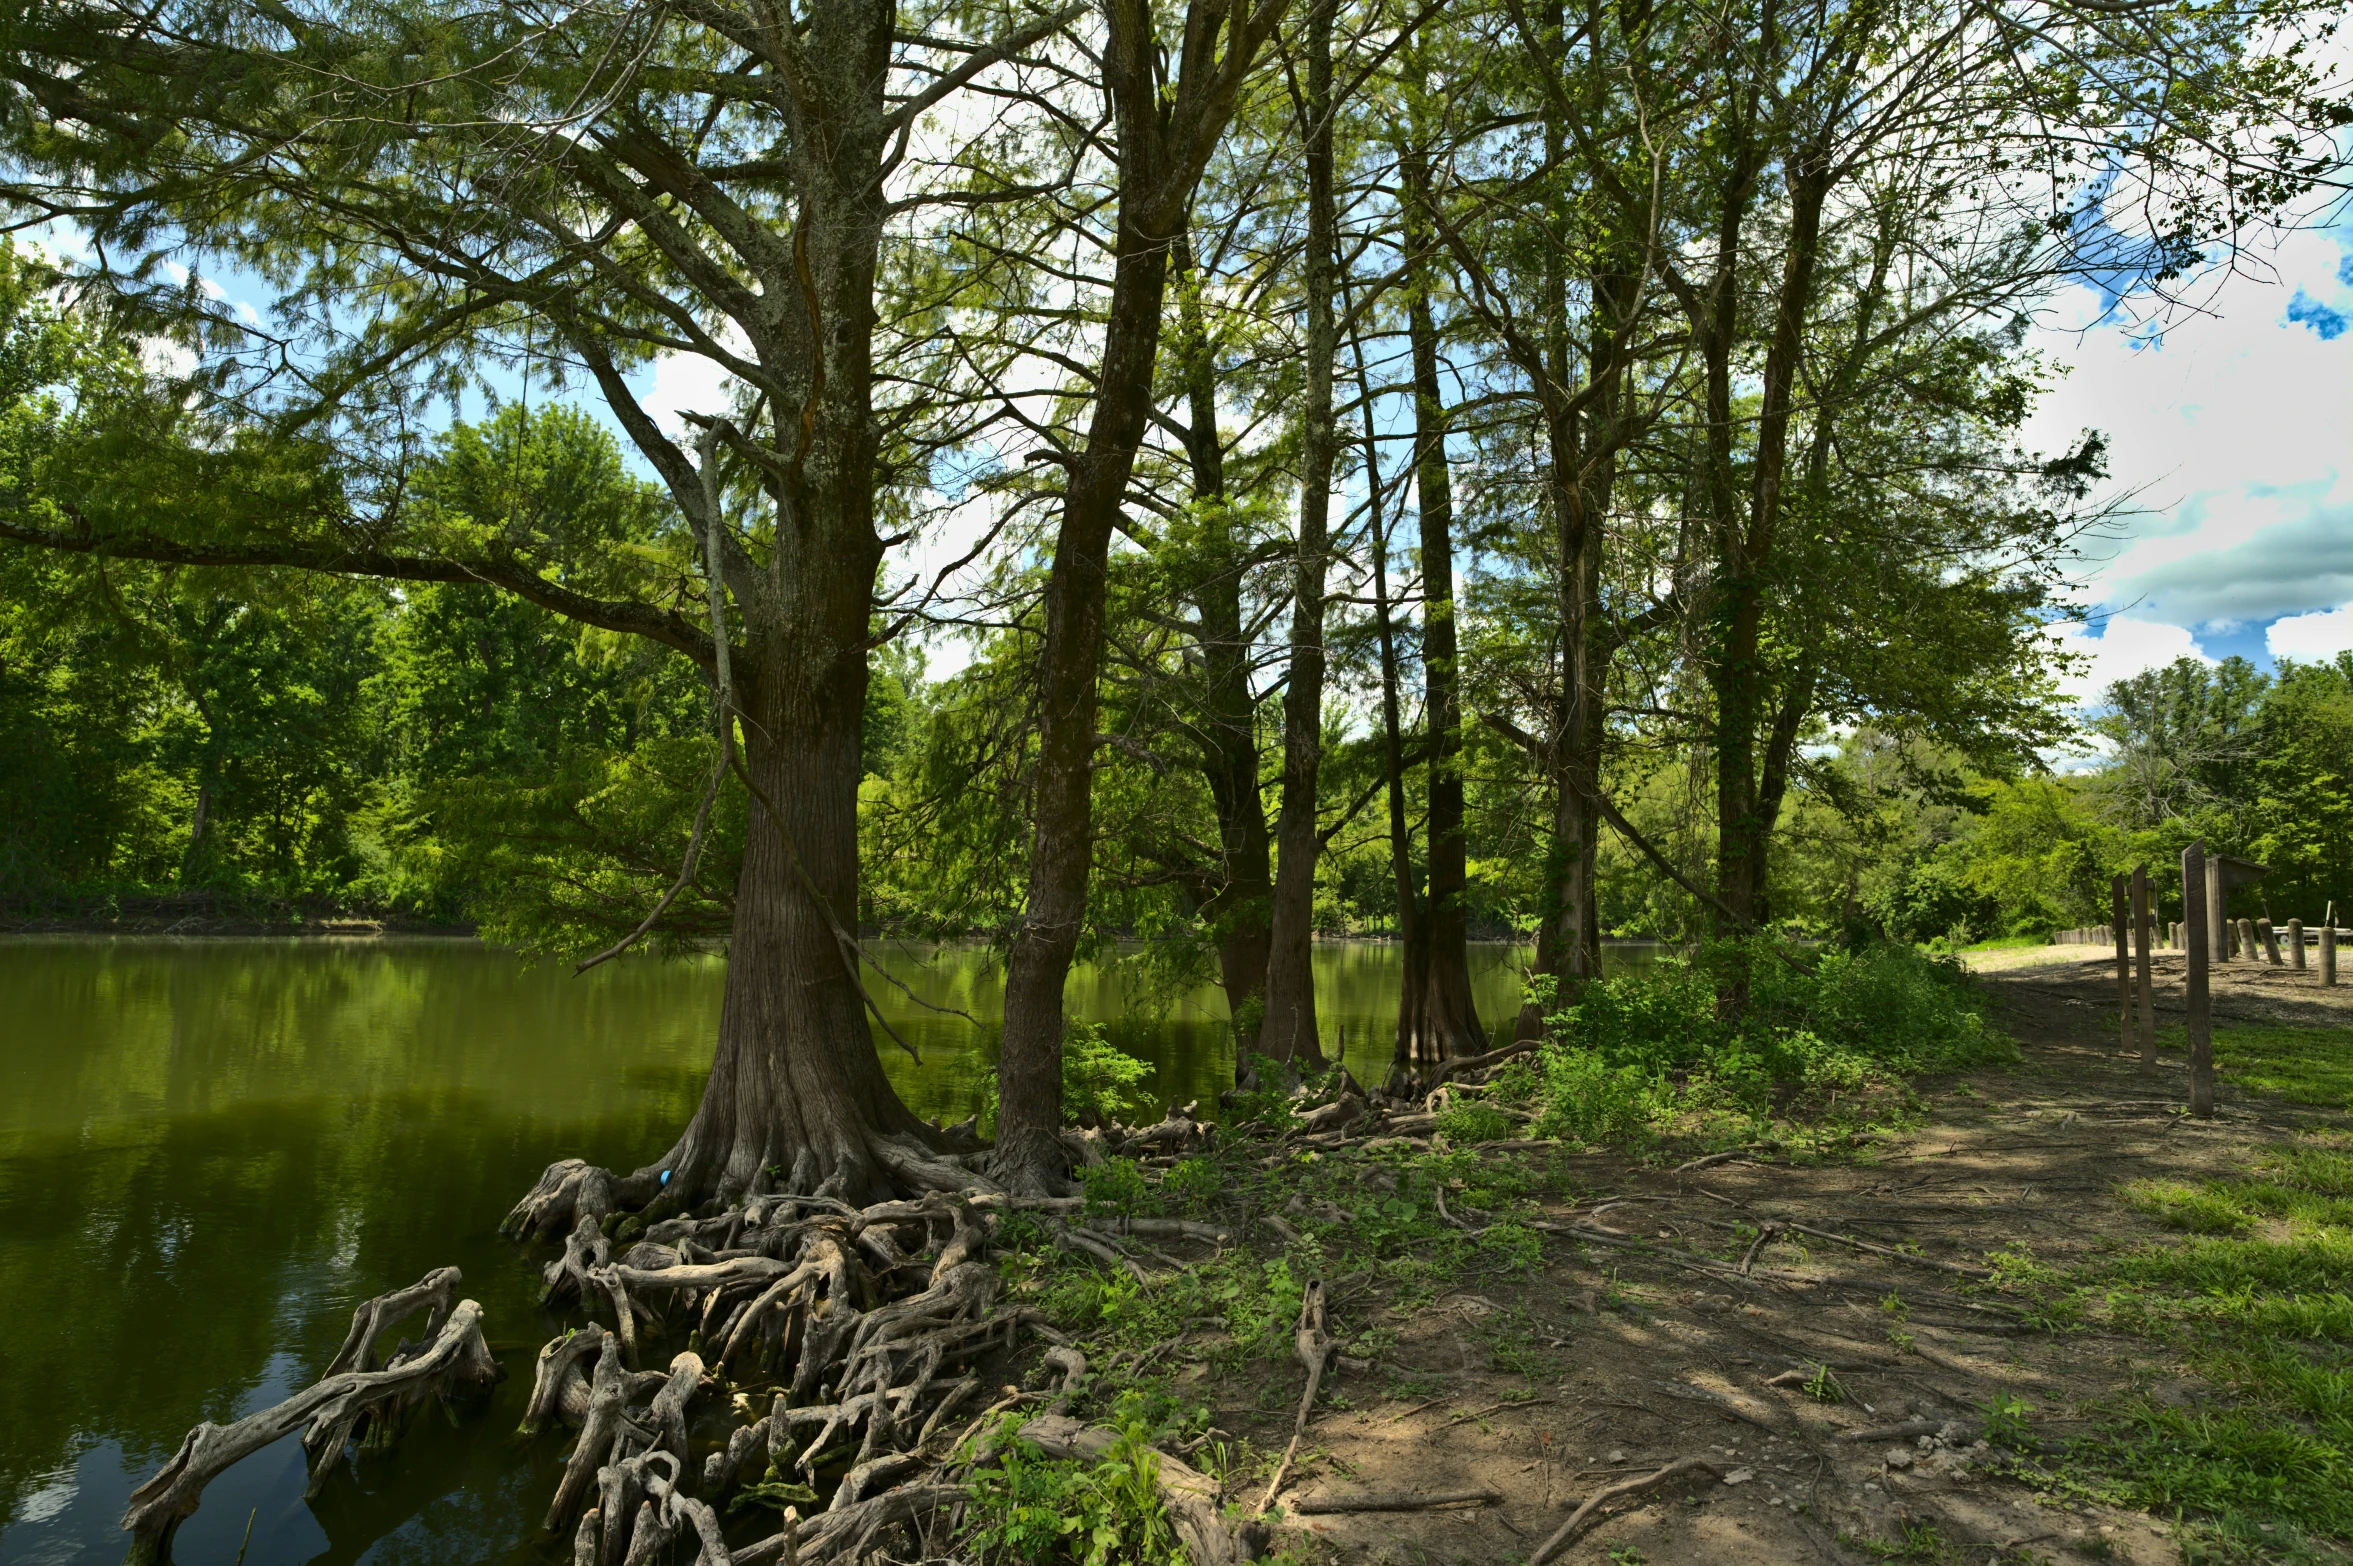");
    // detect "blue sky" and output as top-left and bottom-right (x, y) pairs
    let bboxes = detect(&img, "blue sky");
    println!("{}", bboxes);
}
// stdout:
(2029, 217), (2353, 700)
